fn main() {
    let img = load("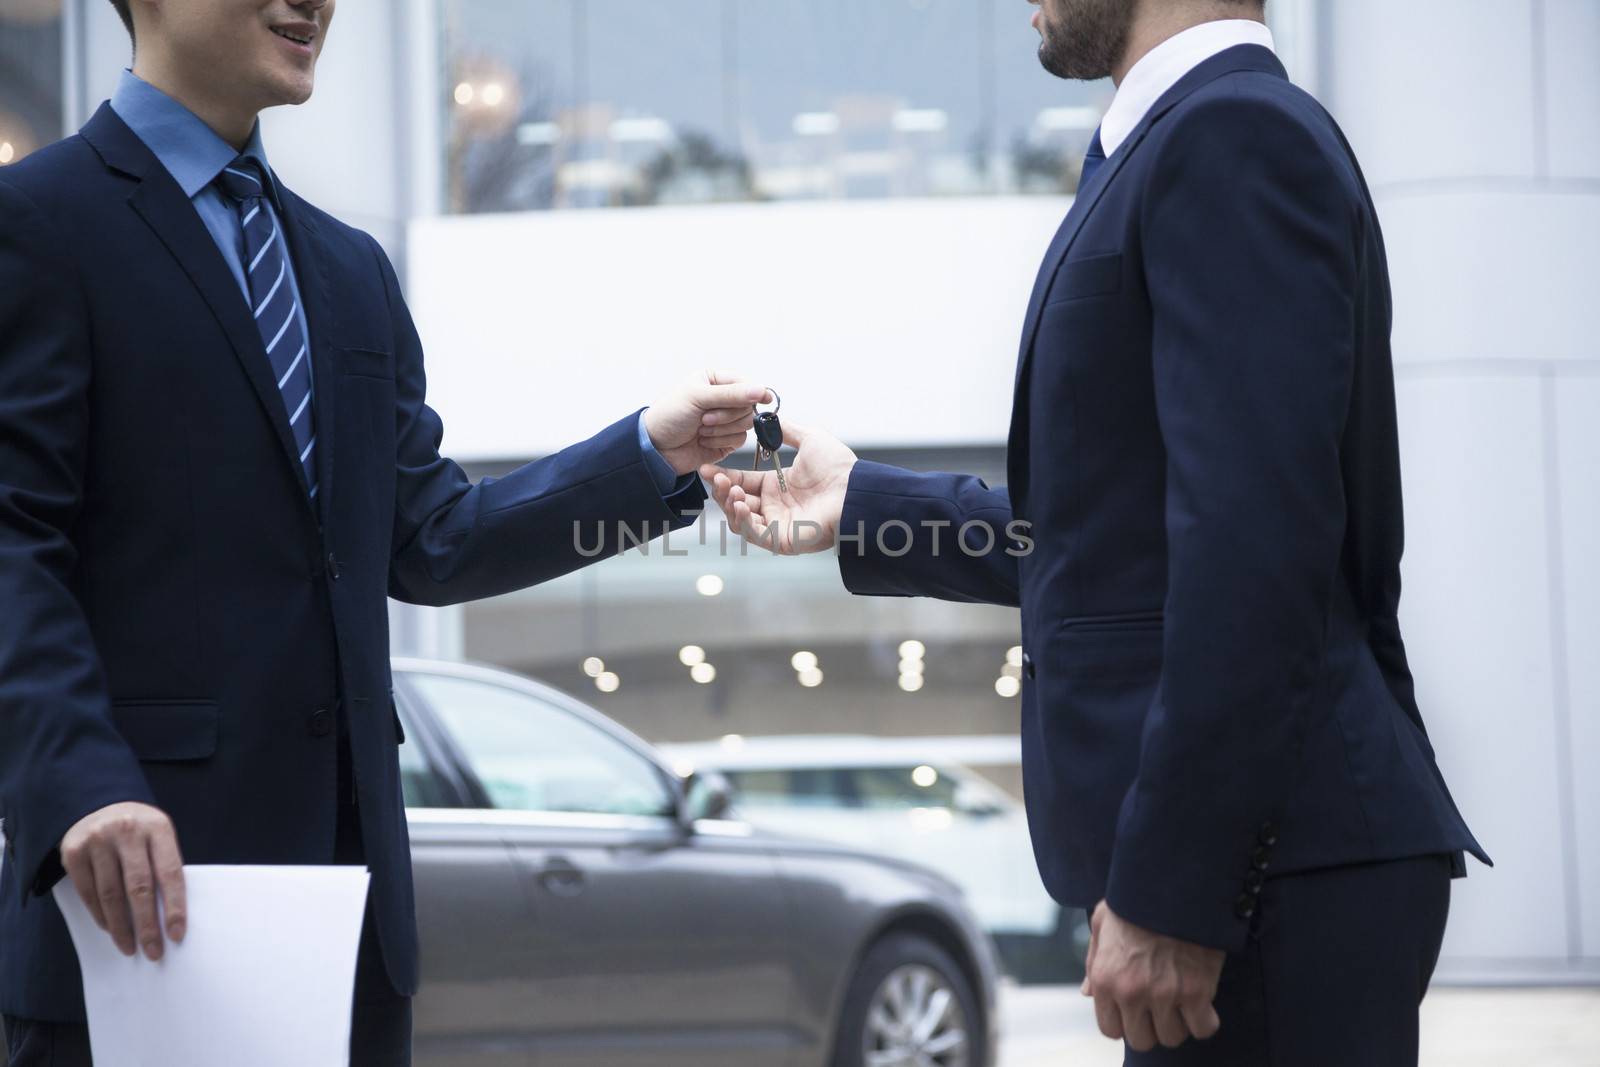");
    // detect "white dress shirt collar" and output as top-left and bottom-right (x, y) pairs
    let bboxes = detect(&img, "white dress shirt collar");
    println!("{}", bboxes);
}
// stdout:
(1099, 19), (1276, 156)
